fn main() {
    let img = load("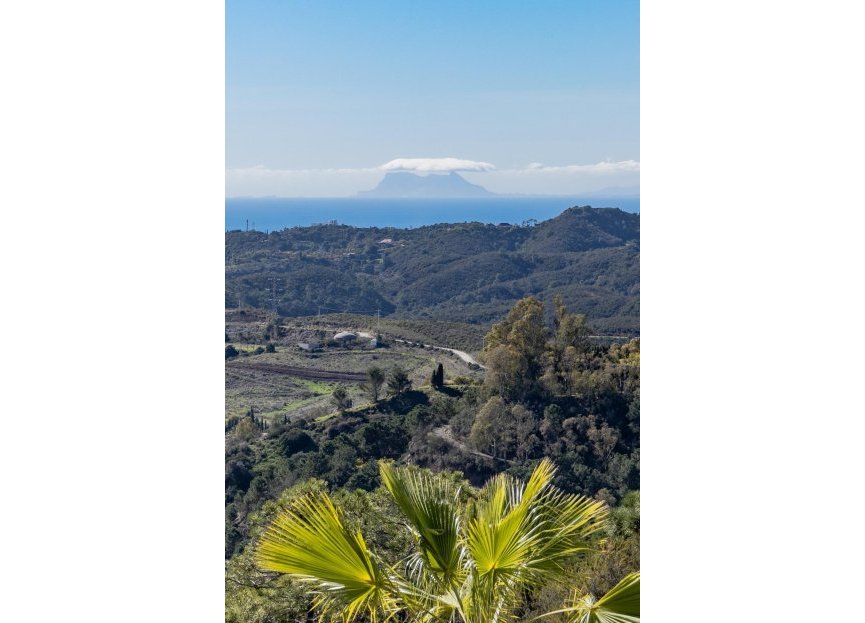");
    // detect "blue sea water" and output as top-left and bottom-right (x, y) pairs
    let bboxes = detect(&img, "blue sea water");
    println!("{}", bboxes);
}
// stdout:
(225, 197), (639, 231)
